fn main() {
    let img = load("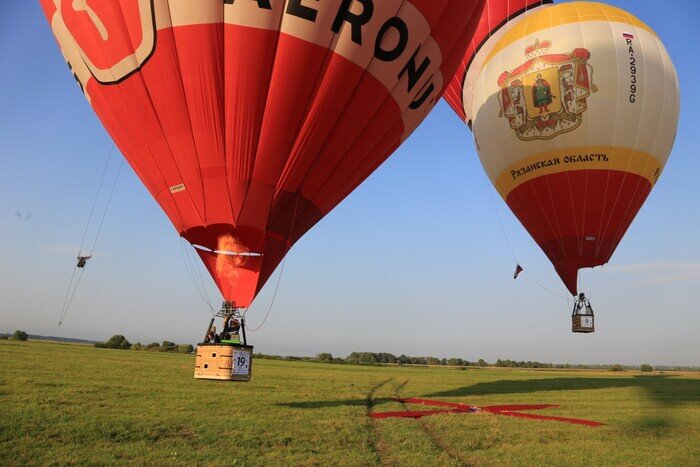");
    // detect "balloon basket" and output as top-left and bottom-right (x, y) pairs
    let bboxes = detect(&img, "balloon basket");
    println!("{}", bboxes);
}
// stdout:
(572, 314), (594, 333)
(194, 343), (254, 382)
